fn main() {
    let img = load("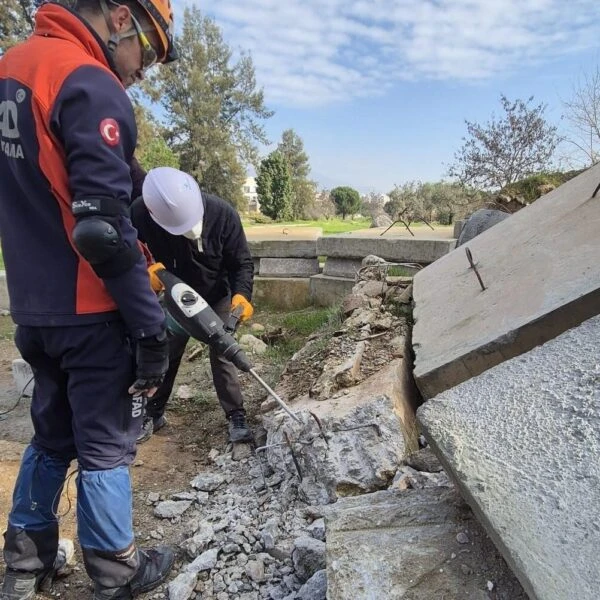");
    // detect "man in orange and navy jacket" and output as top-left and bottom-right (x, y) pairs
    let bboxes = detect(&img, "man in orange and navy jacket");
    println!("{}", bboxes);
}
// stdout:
(0, 0), (178, 598)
